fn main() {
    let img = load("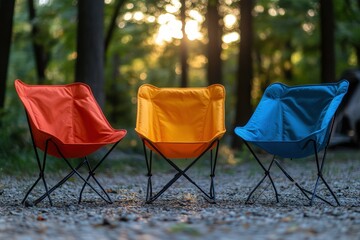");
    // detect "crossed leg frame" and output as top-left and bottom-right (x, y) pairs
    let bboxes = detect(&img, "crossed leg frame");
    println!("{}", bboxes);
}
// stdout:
(244, 140), (340, 206)
(22, 137), (120, 206)
(142, 139), (220, 204)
